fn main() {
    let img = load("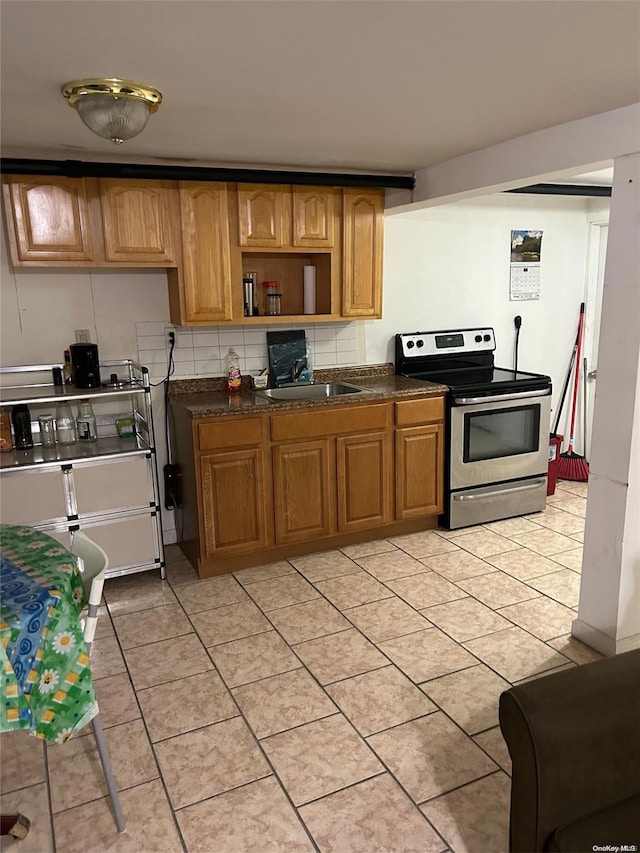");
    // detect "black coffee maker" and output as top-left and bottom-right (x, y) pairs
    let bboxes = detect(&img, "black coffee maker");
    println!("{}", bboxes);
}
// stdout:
(70, 343), (101, 388)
